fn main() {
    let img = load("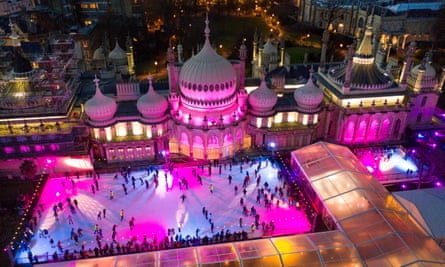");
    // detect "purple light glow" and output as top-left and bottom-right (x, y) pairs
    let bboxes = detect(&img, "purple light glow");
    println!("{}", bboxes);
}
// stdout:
(436, 181), (442, 187)
(401, 184), (407, 189)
